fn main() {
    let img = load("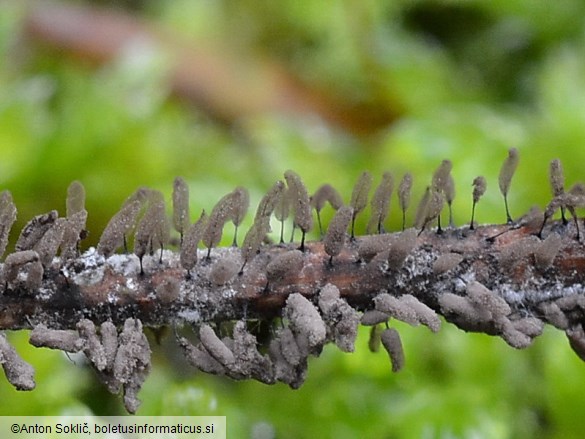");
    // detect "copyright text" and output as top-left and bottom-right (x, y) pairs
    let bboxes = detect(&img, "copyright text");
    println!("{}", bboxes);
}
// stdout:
(3, 416), (225, 438)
